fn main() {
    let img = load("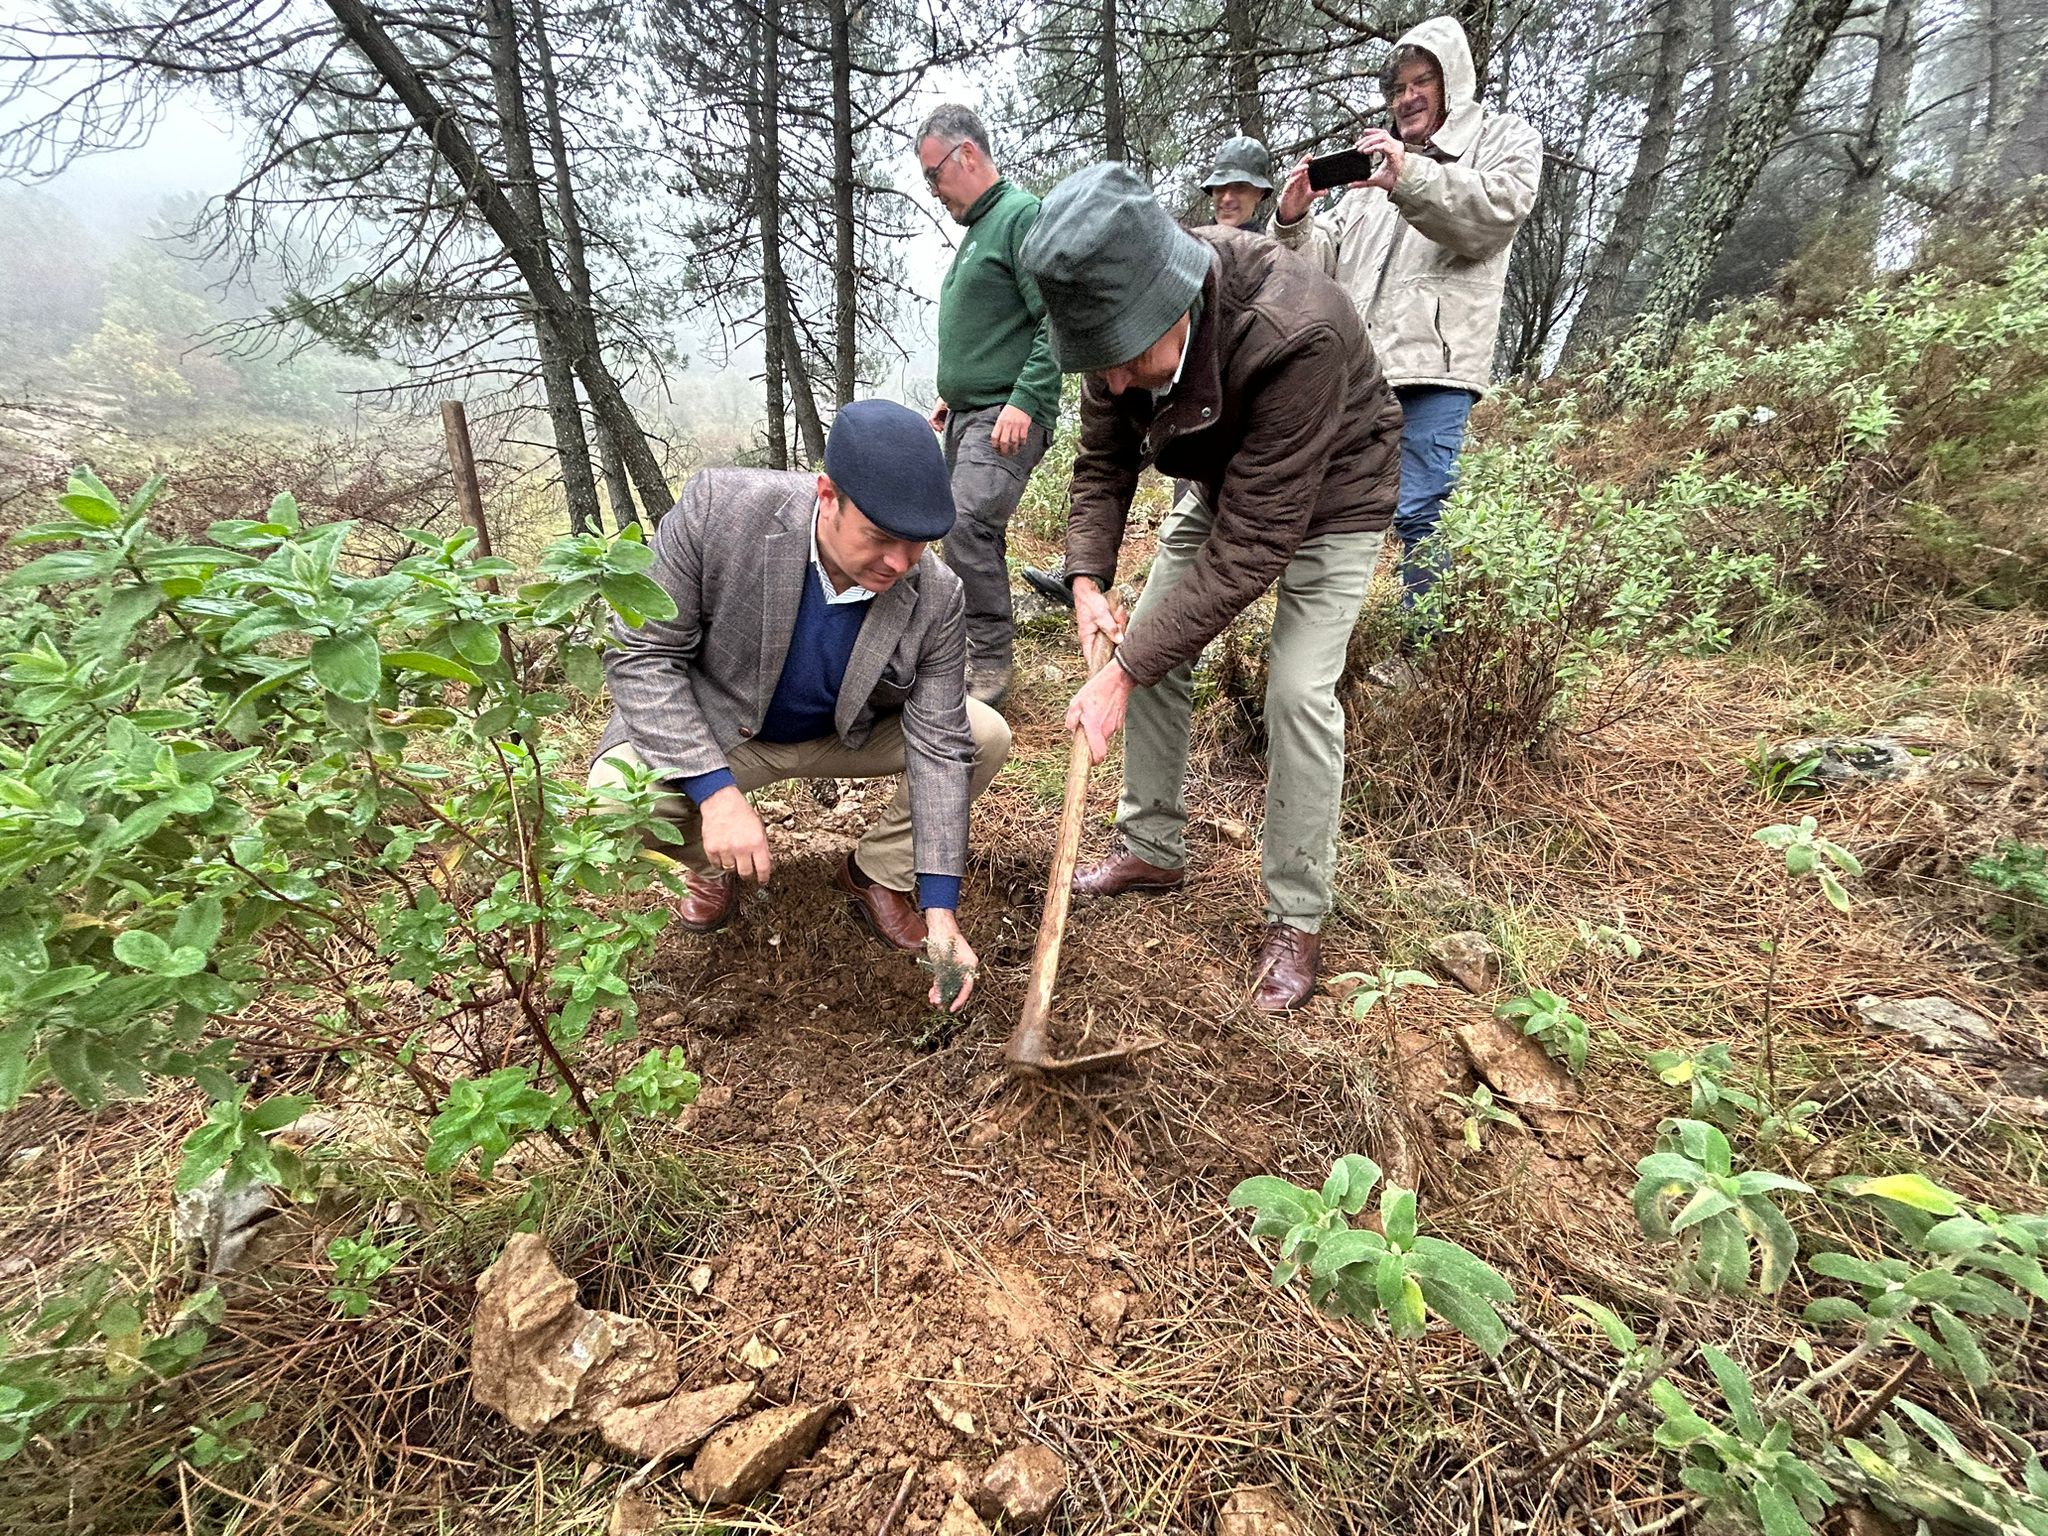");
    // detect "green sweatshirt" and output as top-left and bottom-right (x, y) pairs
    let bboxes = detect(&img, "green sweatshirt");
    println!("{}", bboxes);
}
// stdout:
(936, 179), (1062, 429)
